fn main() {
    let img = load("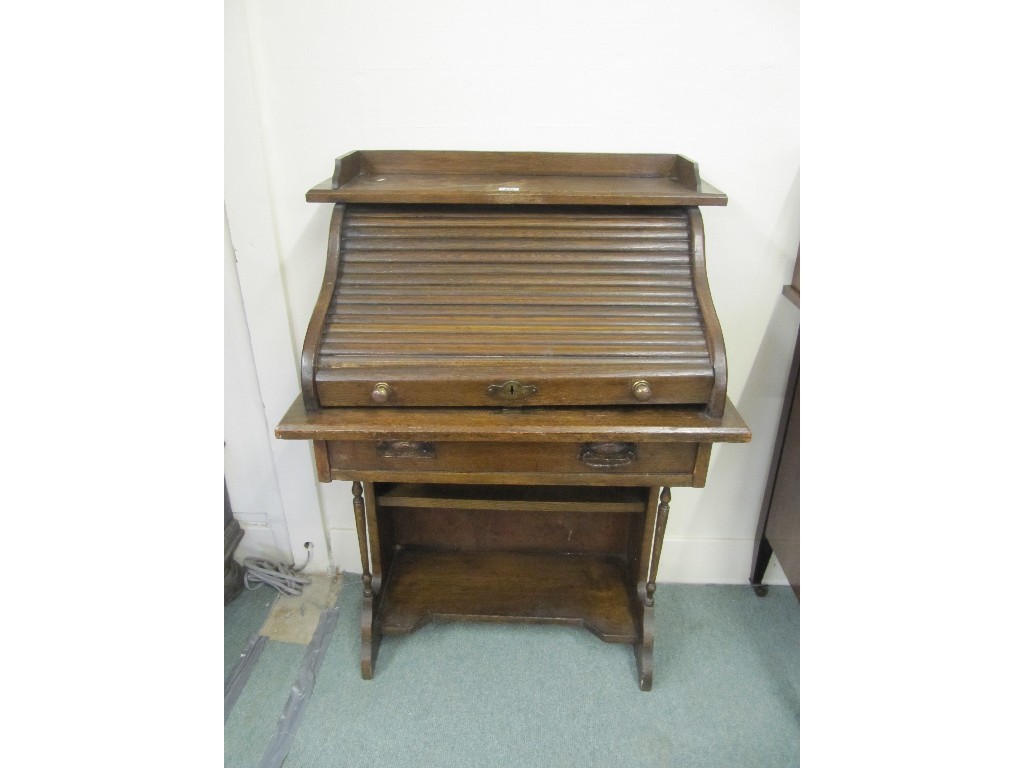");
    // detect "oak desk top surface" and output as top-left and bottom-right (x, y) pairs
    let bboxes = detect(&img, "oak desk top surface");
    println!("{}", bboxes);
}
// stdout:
(276, 395), (750, 443)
